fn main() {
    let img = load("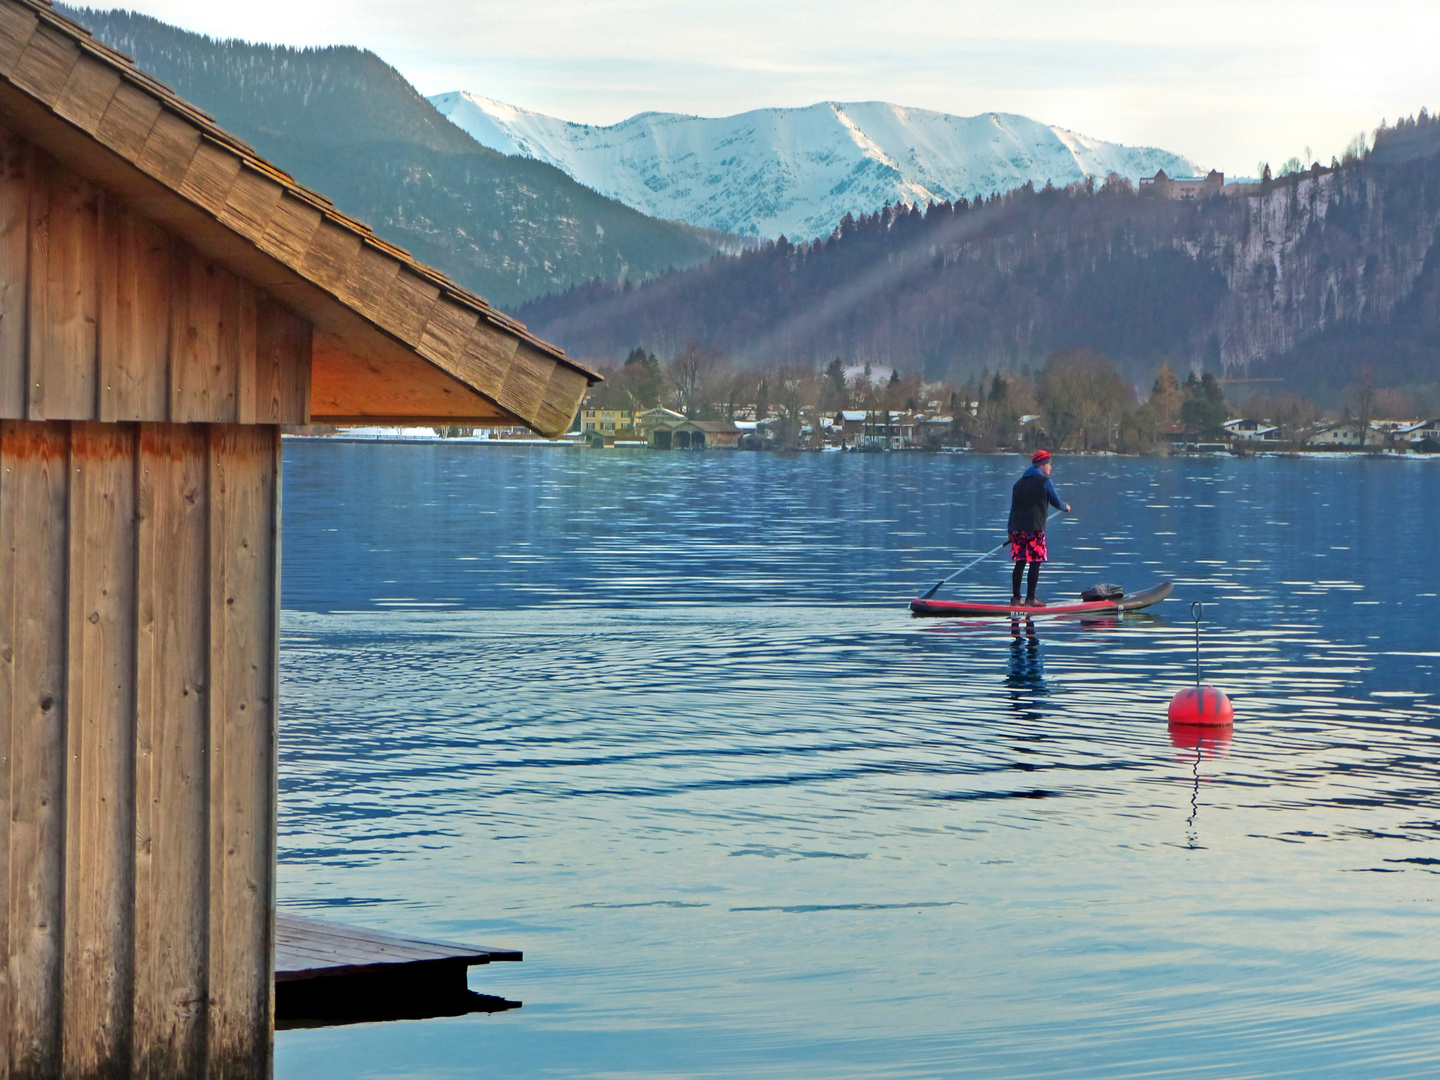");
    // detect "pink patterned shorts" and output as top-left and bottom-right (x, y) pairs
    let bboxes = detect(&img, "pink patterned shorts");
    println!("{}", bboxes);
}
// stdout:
(1008, 530), (1048, 563)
